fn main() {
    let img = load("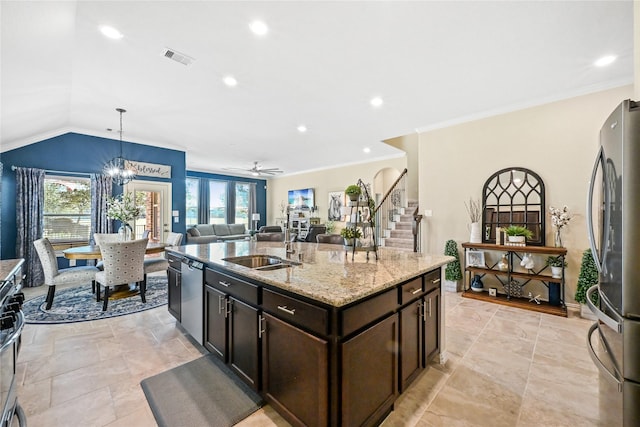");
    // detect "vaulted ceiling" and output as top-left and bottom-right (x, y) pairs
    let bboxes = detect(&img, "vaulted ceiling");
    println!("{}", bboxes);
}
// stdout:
(1, 1), (634, 176)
